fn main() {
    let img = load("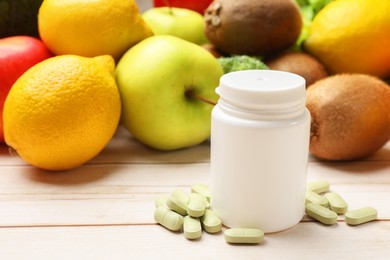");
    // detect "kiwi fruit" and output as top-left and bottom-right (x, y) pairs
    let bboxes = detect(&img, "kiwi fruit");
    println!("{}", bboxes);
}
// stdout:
(306, 74), (390, 161)
(266, 51), (328, 87)
(204, 0), (302, 56)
